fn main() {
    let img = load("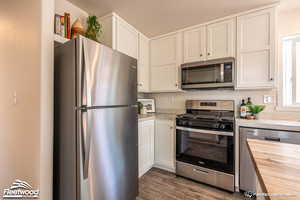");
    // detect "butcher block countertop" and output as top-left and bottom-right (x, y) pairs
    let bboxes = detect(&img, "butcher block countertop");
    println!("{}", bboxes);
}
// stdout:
(247, 139), (300, 200)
